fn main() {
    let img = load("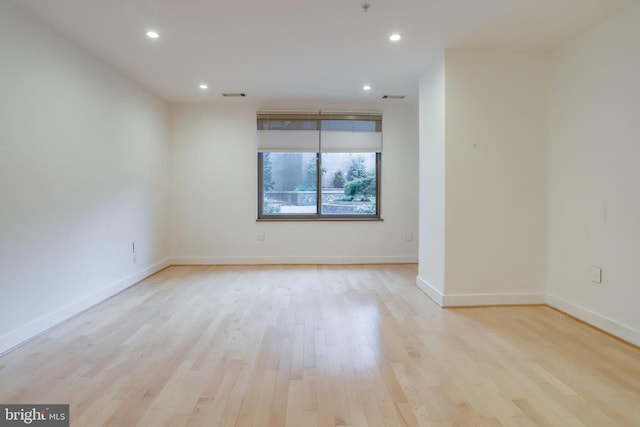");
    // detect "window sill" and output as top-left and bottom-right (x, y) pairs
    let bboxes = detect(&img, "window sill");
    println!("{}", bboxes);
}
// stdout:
(256, 217), (383, 222)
